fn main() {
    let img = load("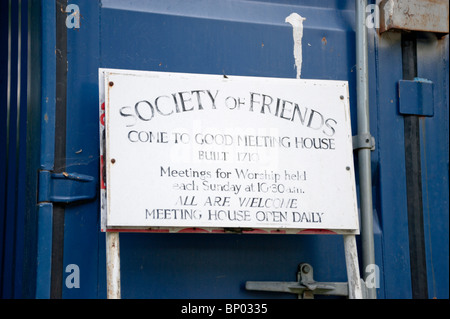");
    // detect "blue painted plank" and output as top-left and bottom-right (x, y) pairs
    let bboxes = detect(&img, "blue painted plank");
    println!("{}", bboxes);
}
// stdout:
(417, 35), (449, 299)
(35, 203), (53, 299)
(62, 0), (102, 299)
(374, 32), (412, 299)
(40, 0), (56, 171)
